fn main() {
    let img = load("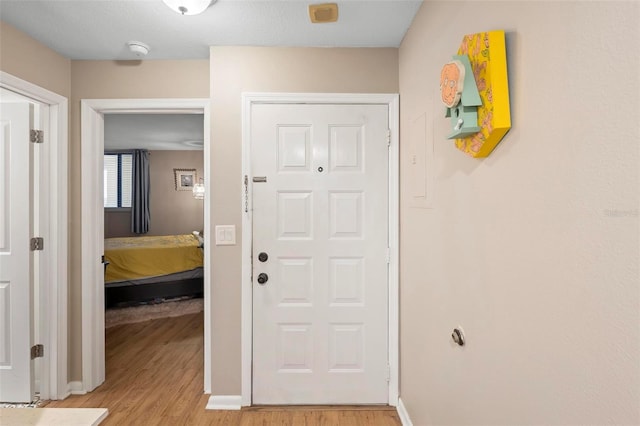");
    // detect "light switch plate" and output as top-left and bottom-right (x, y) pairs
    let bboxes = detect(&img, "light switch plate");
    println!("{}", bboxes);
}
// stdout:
(215, 225), (236, 245)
